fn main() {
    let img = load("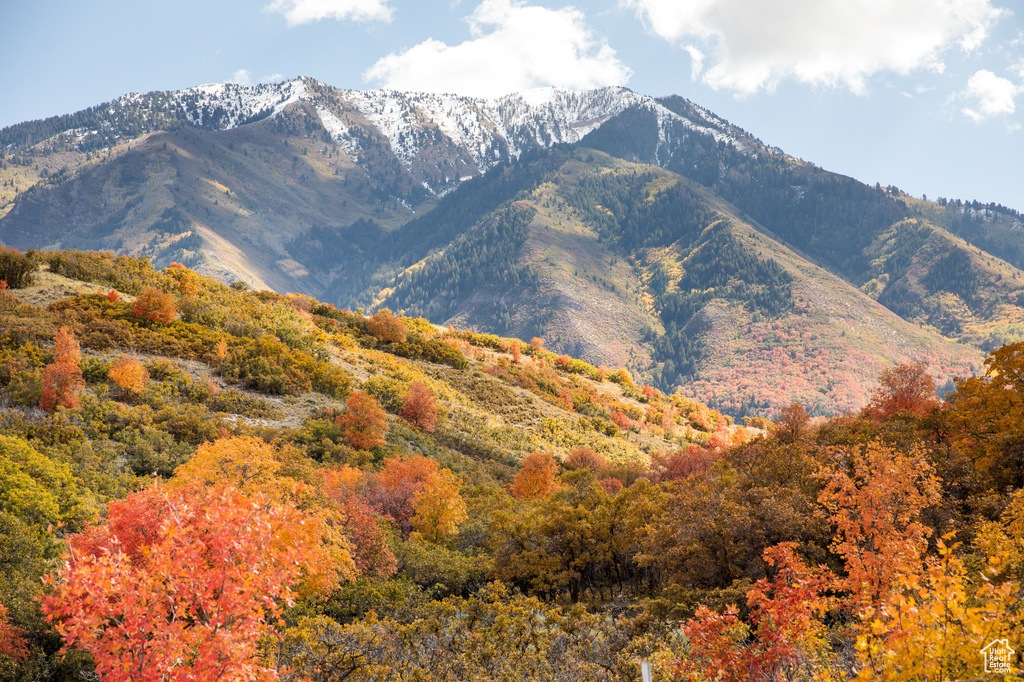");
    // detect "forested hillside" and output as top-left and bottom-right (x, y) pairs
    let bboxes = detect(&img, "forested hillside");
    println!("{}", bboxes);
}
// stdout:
(358, 149), (983, 416)
(1, 250), (1023, 680)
